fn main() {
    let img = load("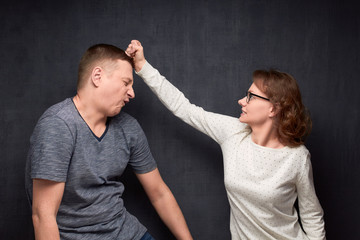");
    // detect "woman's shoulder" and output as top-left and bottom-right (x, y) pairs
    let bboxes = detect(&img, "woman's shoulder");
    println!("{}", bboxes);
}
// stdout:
(286, 144), (310, 158)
